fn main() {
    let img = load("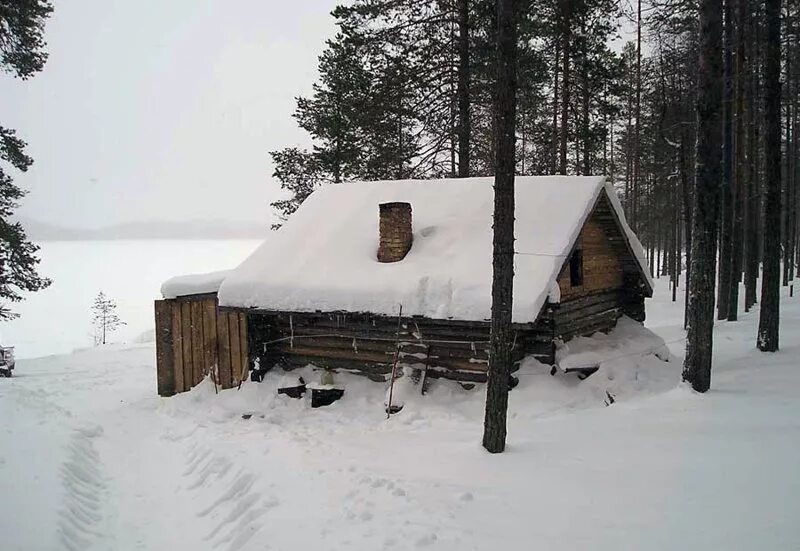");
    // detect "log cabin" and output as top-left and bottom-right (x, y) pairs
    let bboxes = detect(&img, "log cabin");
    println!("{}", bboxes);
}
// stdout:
(157, 176), (652, 395)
